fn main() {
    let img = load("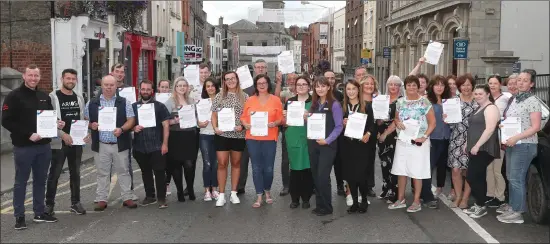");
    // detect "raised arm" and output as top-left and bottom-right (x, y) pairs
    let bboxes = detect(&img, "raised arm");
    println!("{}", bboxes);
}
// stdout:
(409, 57), (426, 76)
